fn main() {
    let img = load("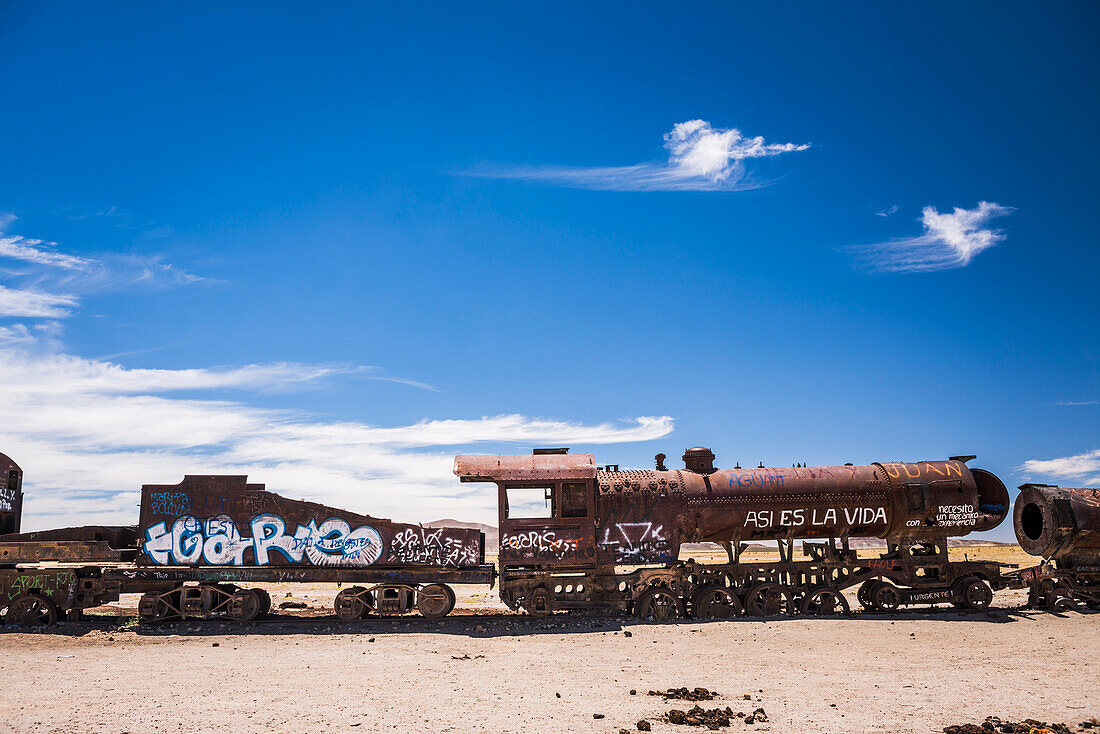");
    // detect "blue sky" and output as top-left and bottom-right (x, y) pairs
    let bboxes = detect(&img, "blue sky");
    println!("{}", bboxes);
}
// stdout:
(1, 3), (1097, 539)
